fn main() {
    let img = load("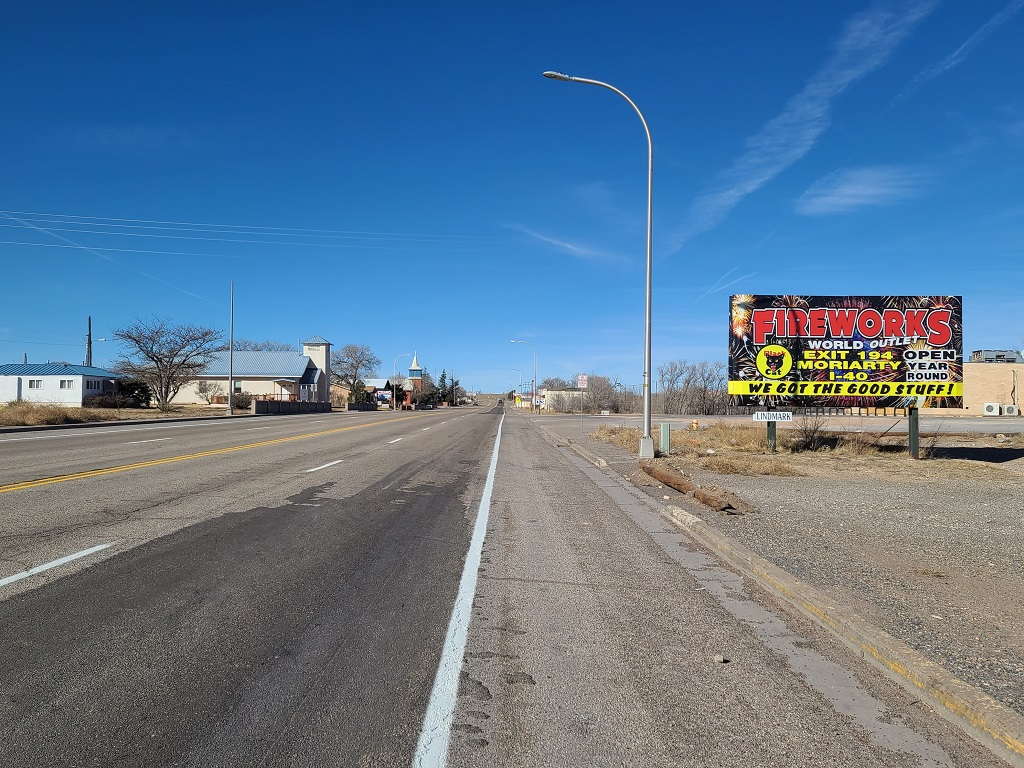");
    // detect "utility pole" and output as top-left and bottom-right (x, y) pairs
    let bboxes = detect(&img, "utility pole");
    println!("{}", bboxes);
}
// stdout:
(85, 316), (93, 367)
